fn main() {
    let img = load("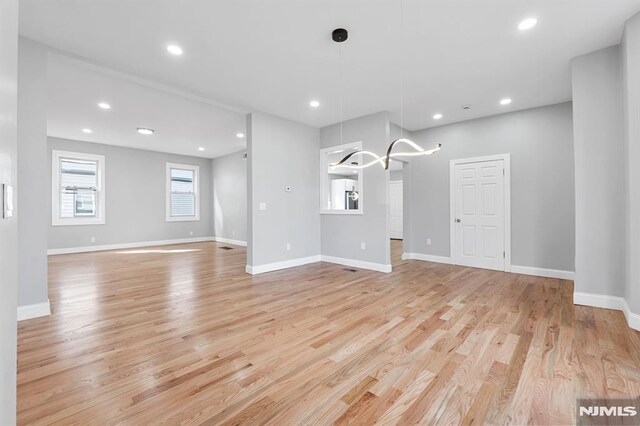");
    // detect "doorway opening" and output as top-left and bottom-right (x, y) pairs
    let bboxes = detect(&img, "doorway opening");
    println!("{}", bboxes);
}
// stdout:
(389, 159), (405, 266)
